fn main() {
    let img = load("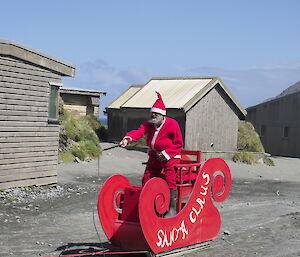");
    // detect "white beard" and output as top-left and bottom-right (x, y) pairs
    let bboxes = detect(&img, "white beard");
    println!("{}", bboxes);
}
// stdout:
(149, 116), (163, 126)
